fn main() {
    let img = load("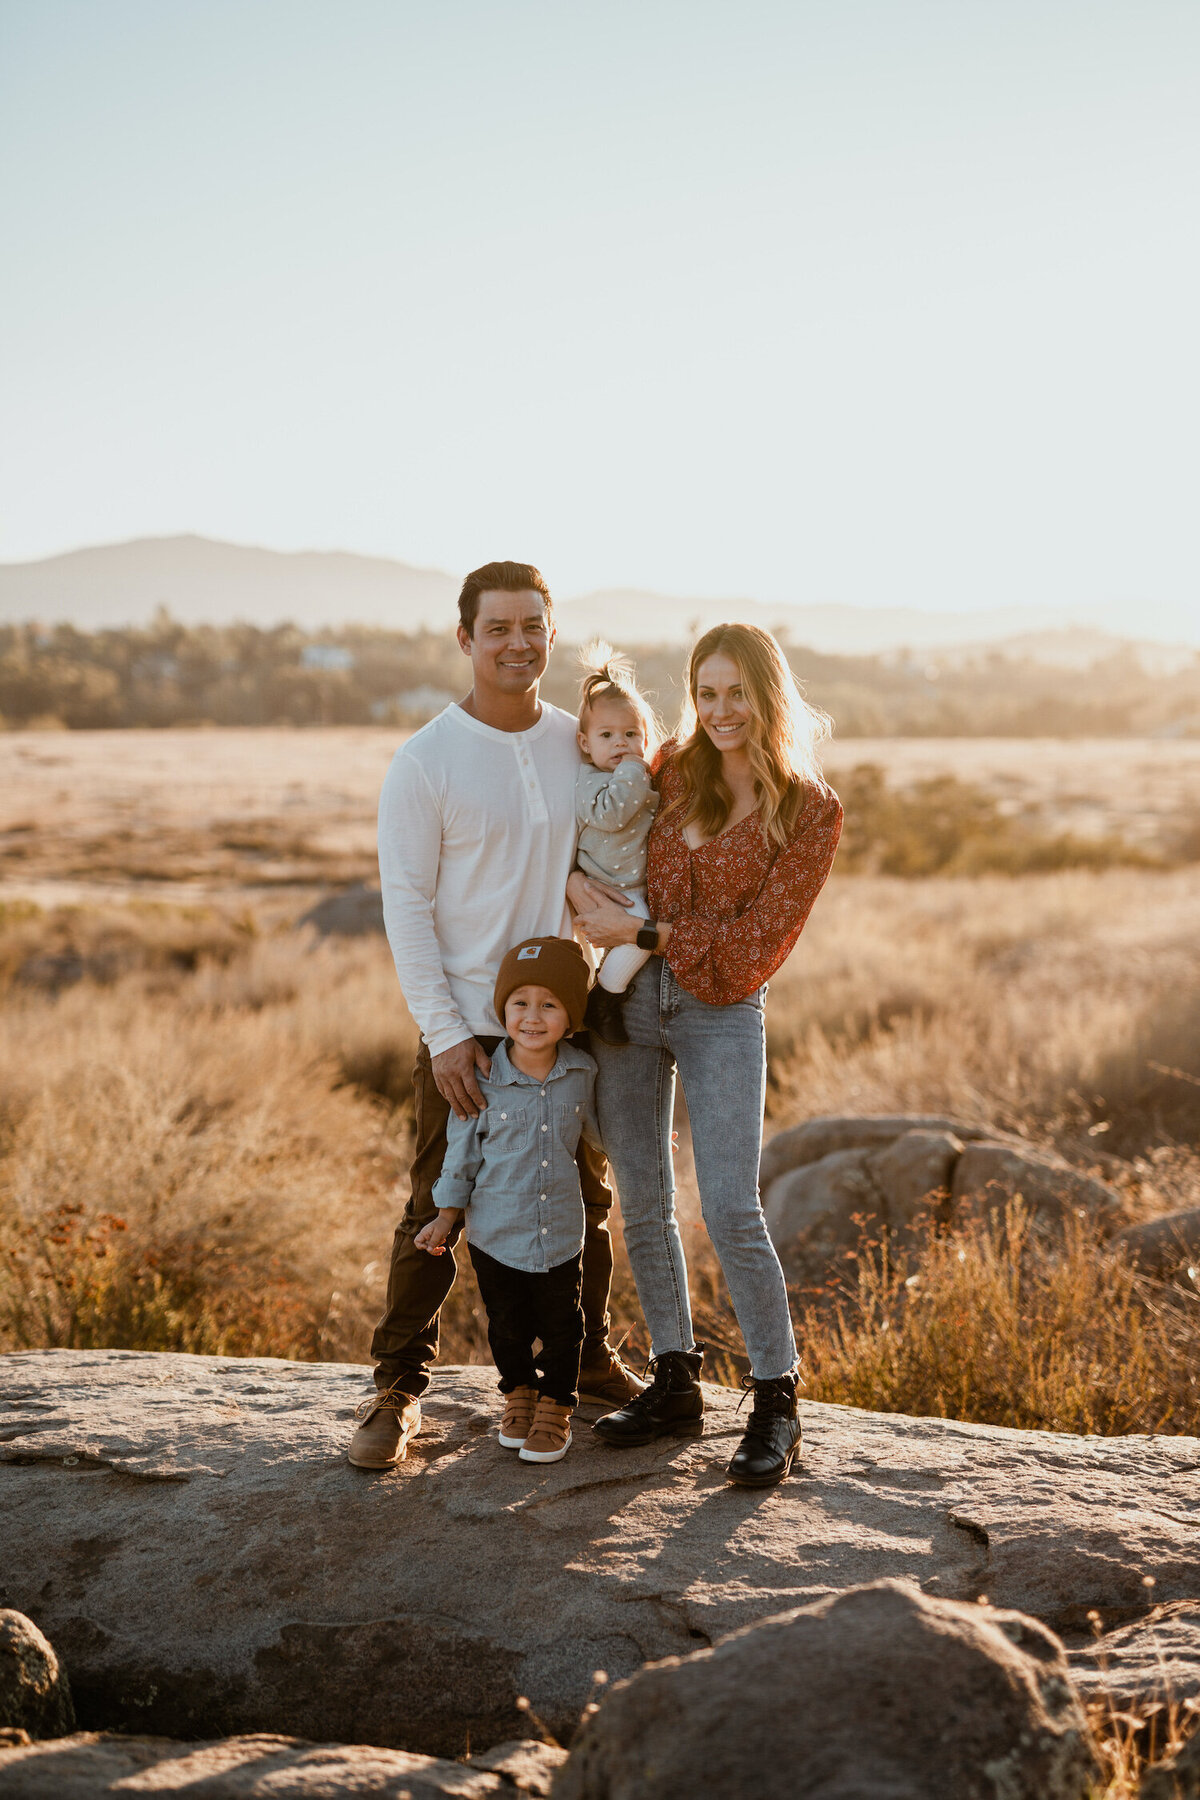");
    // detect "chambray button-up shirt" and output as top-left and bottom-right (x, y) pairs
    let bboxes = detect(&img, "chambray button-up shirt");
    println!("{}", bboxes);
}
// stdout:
(432, 1040), (600, 1273)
